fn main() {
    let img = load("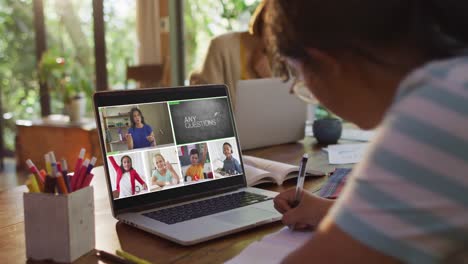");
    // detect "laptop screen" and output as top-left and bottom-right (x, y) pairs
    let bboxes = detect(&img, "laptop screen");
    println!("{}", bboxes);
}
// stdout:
(94, 85), (246, 212)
